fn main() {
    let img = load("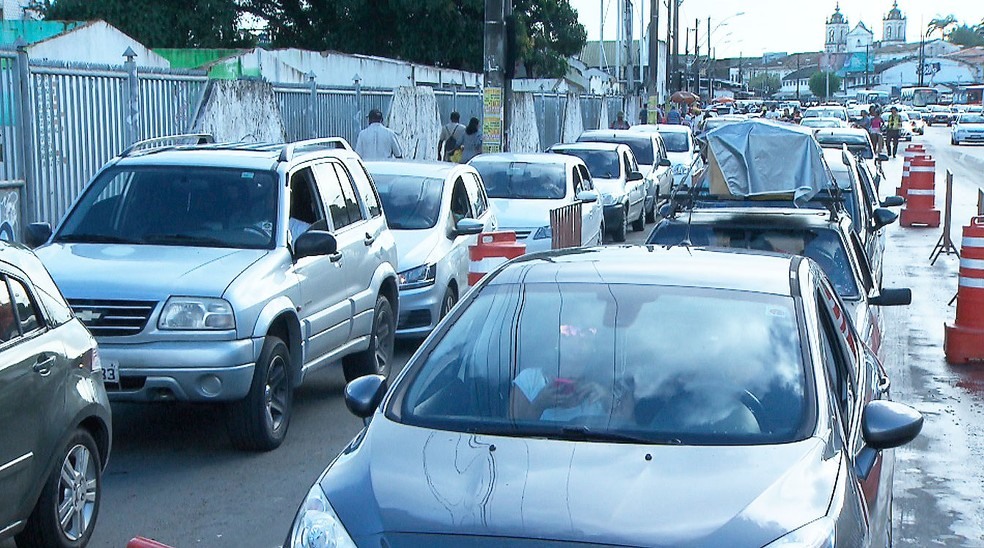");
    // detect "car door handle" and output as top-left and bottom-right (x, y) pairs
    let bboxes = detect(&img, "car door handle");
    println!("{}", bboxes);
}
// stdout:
(328, 251), (343, 263)
(364, 233), (375, 246)
(33, 355), (55, 376)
